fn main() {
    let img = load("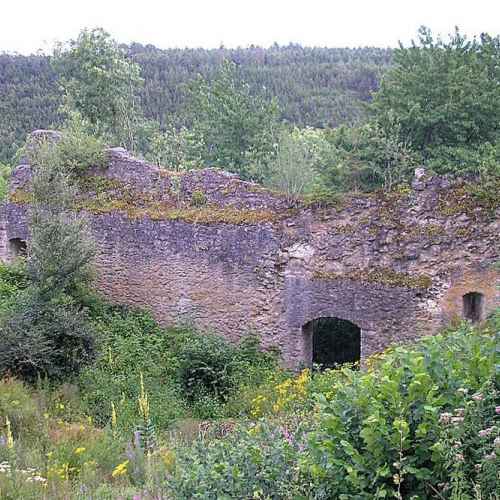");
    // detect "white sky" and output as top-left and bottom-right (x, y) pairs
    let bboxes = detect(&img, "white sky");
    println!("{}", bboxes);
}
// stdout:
(1, 0), (499, 54)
